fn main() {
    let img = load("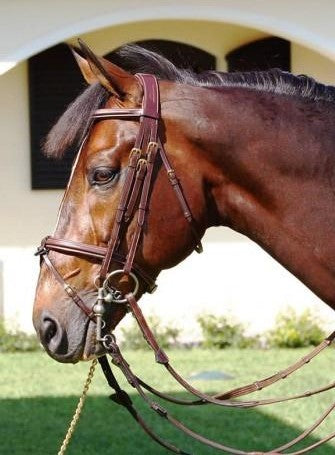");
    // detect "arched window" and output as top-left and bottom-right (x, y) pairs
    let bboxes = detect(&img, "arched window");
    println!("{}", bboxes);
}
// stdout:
(29, 41), (216, 189)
